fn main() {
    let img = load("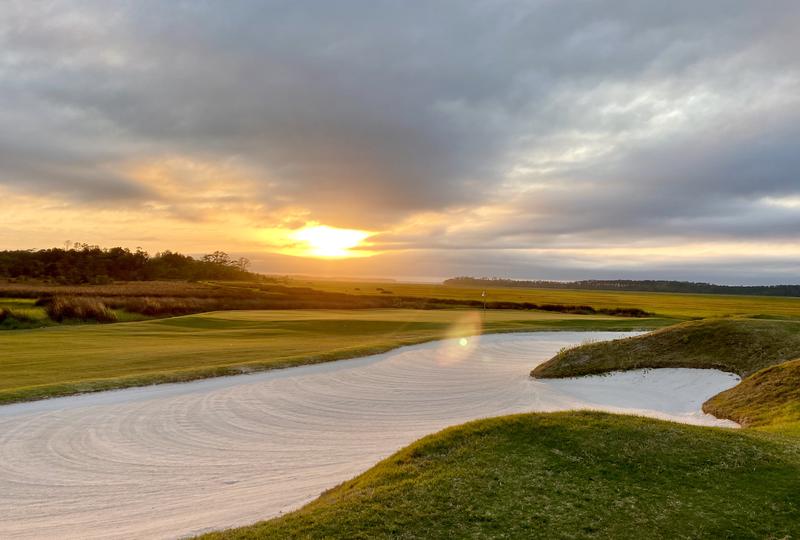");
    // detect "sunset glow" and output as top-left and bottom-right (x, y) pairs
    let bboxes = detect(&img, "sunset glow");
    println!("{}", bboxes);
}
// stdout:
(1, 2), (798, 283)
(290, 225), (373, 258)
